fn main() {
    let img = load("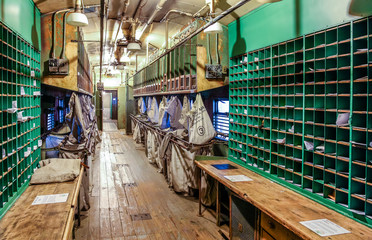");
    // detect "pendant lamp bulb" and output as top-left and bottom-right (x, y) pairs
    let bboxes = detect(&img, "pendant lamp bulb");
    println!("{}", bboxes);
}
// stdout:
(67, 0), (89, 27)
